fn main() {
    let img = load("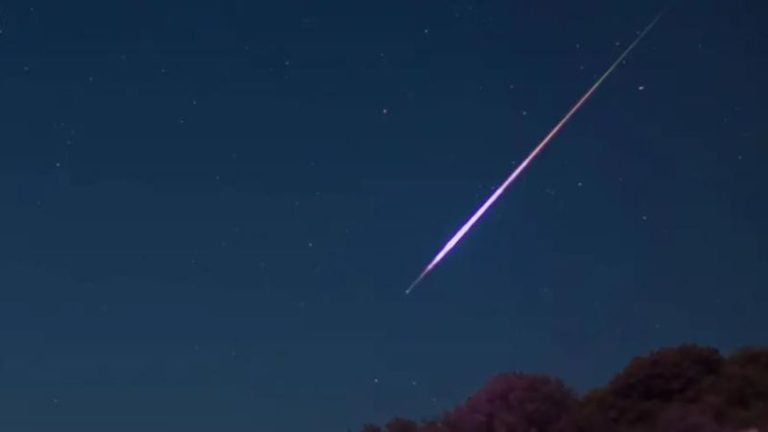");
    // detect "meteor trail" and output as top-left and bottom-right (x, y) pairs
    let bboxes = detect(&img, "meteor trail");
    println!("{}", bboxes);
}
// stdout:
(405, 8), (667, 295)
